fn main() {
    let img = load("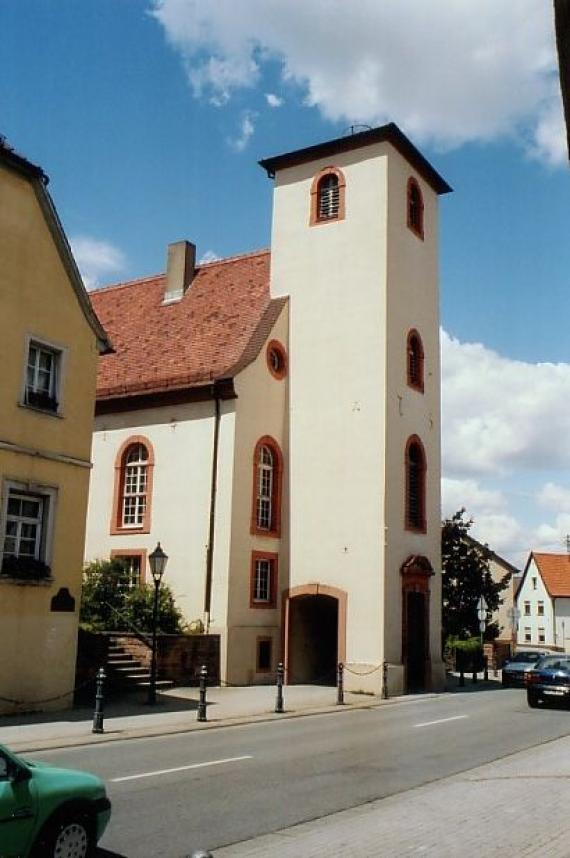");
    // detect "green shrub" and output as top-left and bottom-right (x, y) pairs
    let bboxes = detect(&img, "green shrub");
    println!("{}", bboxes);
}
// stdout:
(80, 558), (184, 634)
